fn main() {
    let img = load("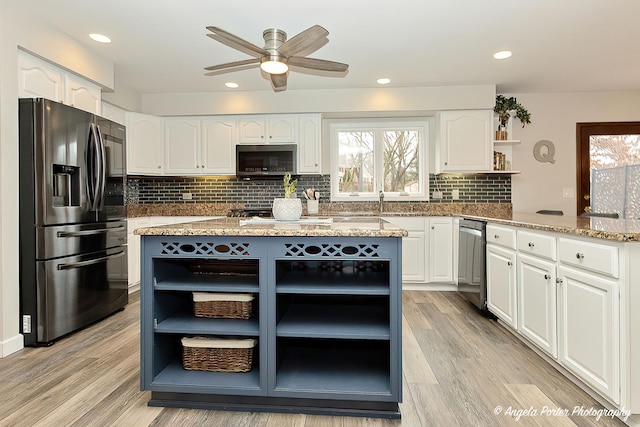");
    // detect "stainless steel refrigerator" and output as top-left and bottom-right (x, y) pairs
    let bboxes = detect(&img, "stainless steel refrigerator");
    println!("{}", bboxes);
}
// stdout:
(19, 98), (128, 346)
